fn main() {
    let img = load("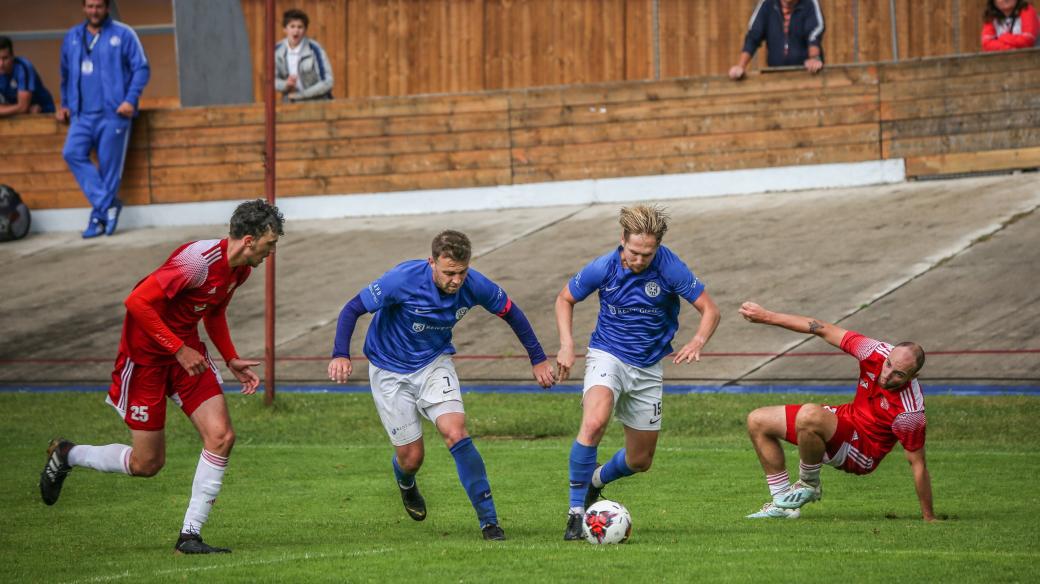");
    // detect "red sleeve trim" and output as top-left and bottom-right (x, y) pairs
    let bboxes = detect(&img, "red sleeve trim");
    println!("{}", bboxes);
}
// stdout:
(496, 297), (513, 318)
(125, 275), (184, 354)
